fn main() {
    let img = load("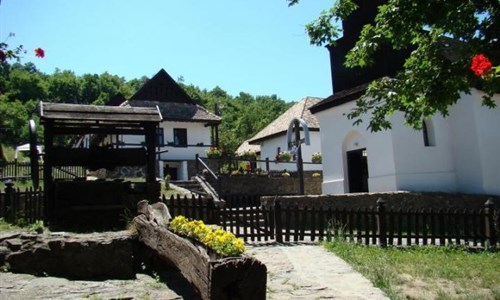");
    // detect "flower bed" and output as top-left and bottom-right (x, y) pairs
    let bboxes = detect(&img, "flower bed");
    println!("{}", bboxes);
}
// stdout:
(133, 202), (266, 300)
